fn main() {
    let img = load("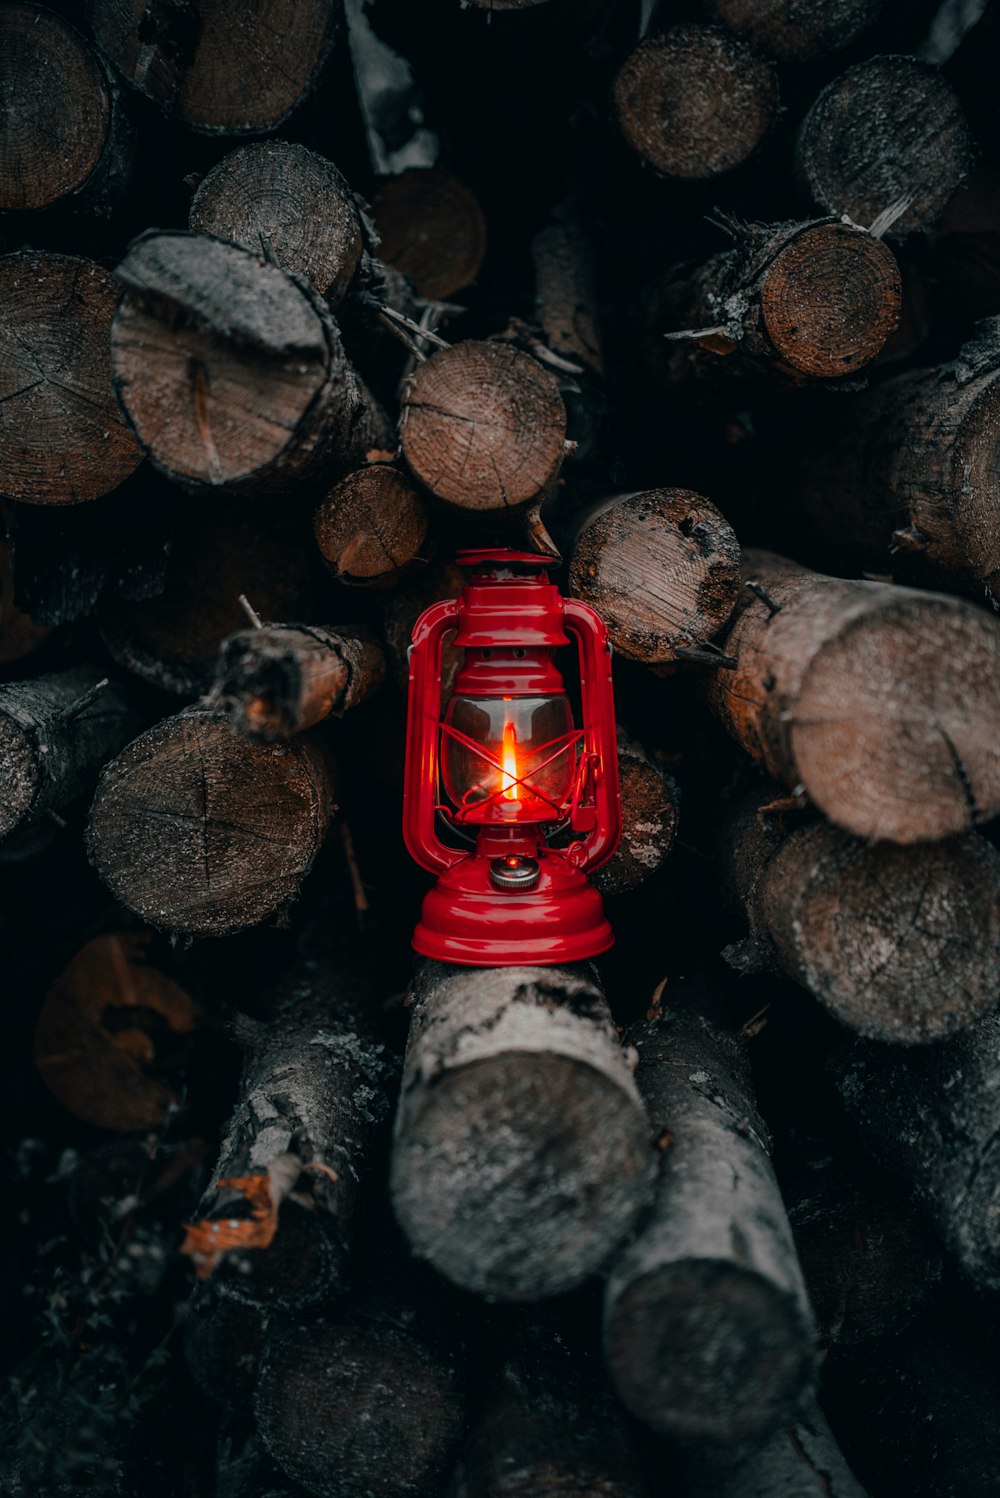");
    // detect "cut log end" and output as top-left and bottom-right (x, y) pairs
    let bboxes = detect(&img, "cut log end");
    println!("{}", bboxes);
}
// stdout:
(796, 55), (974, 237)
(393, 1049), (652, 1301)
(760, 223), (902, 376)
(0, 5), (111, 213)
(0, 254), (142, 505)
(372, 169), (487, 300)
(568, 489), (741, 663)
(314, 466), (431, 587)
(614, 25), (778, 180)
(400, 340), (567, 512)
(606, 1262), (814, 1442)
(703, 0), (883, 62)
(593, 745), (678, 896)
